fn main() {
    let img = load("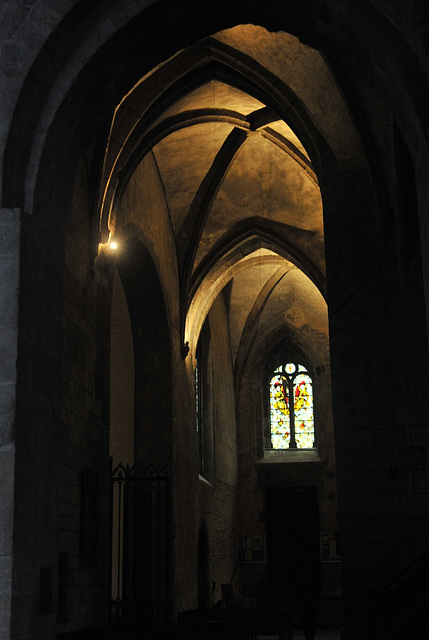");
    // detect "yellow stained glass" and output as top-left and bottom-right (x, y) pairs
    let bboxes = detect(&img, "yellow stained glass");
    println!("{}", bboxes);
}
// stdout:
(269, 374), (290, 449)
(269, 364), (314, 449)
